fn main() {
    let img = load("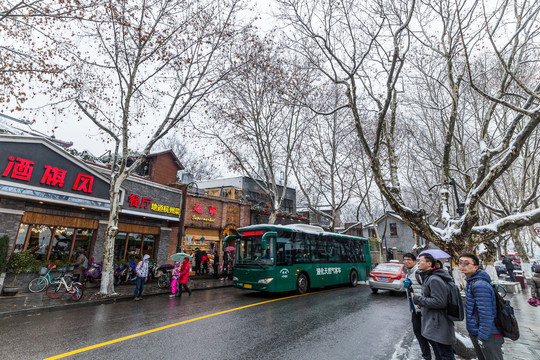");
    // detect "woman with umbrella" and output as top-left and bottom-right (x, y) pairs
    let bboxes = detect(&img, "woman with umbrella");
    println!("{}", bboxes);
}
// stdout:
(178, 256), (192, 297)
